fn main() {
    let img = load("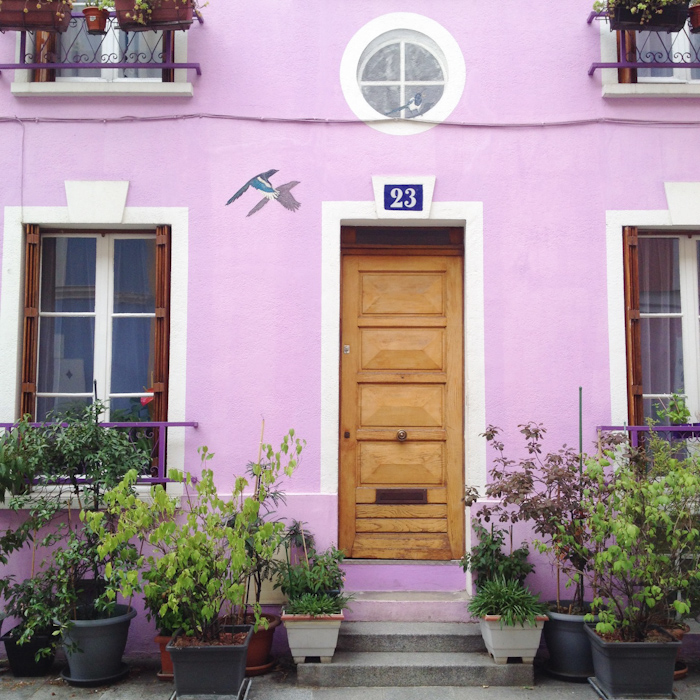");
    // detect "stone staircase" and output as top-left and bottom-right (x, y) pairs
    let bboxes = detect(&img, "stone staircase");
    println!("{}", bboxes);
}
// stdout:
(296, 620), (535, 687)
